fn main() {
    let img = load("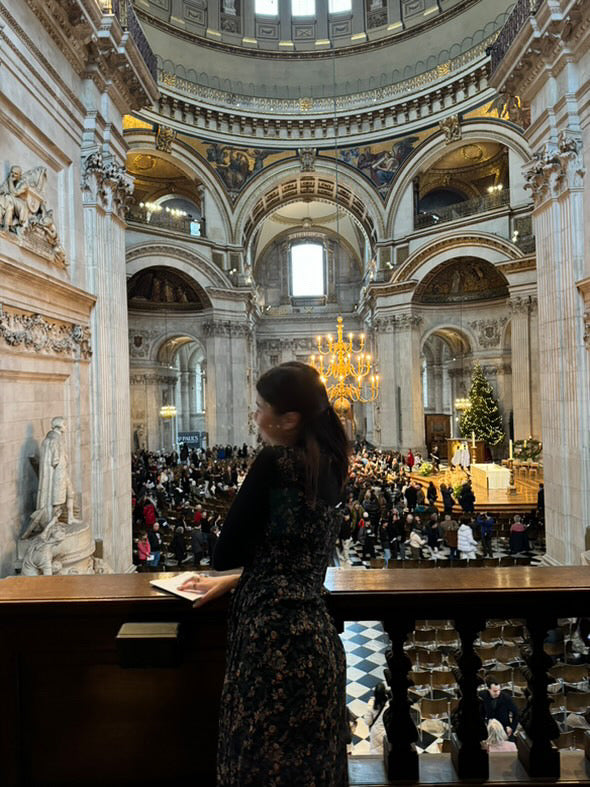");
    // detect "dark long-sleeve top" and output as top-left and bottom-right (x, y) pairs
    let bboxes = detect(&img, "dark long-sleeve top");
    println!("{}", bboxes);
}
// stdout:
(213, 445), (341, 571)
